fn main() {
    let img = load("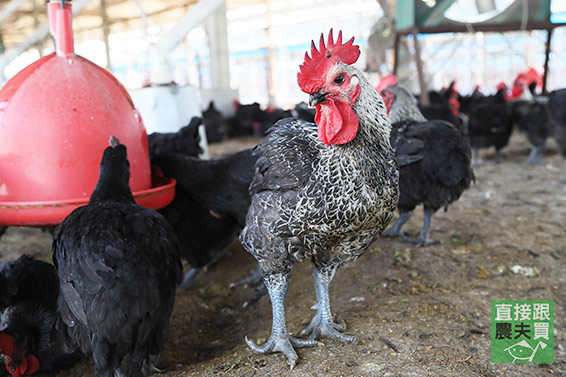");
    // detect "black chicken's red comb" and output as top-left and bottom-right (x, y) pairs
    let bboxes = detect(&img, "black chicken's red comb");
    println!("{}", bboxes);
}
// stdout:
(0, 332), (16, 357)
(297, 29), (360, 94)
